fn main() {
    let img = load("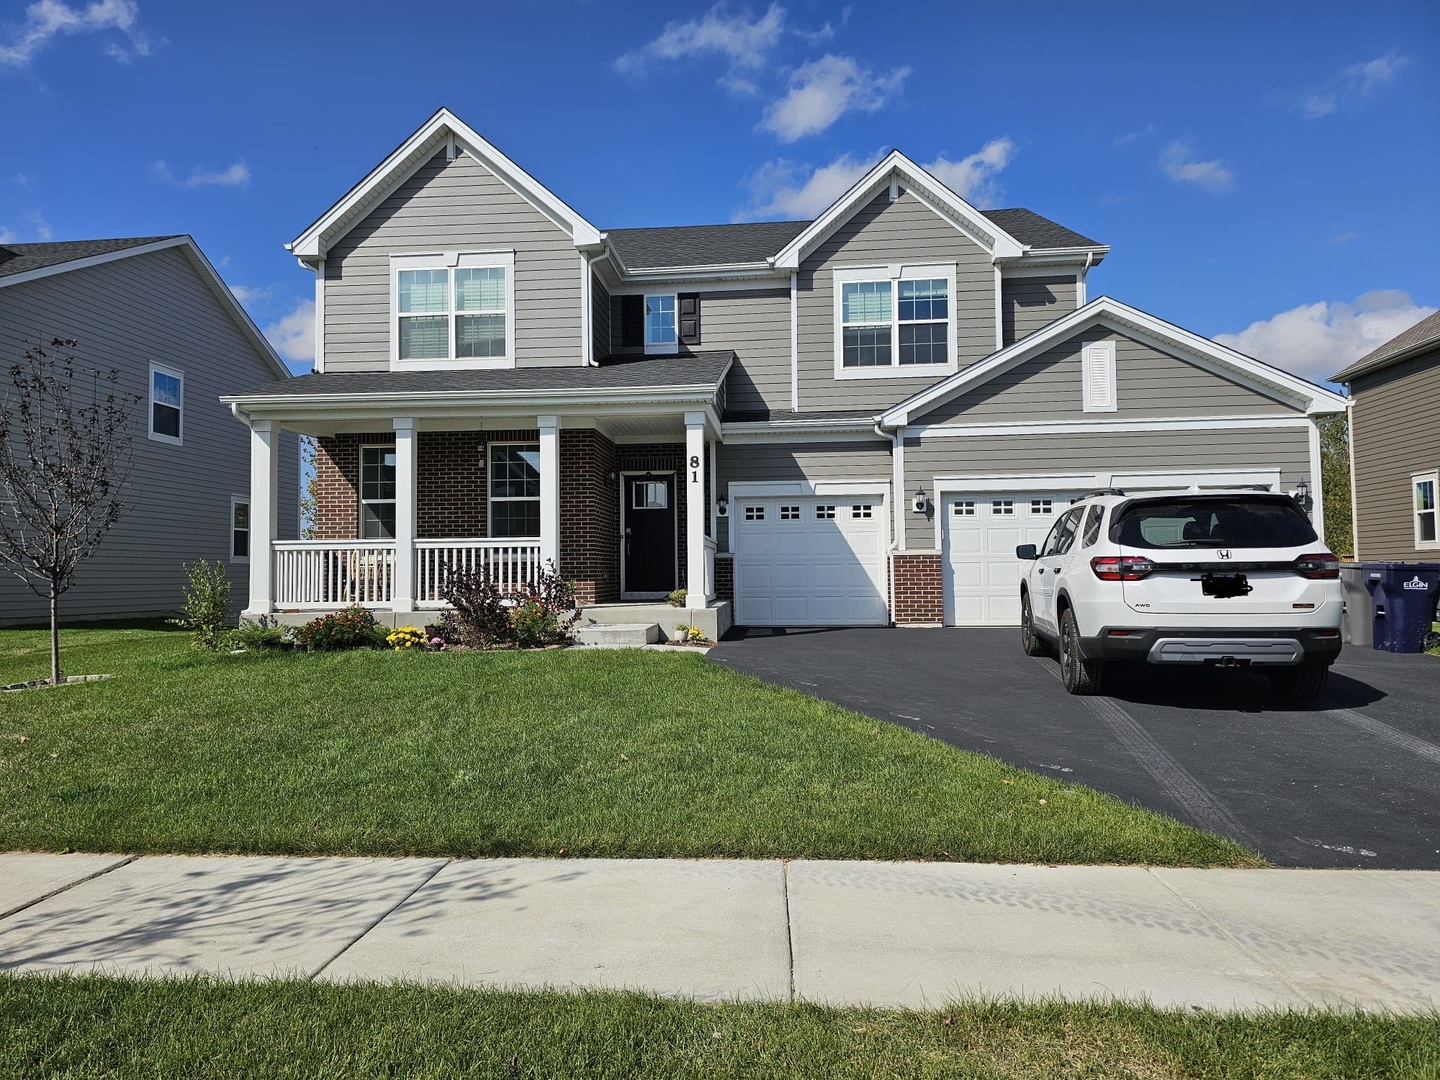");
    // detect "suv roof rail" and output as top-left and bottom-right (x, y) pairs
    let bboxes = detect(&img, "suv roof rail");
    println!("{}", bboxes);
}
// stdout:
(1070, 488), (1126, 503)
